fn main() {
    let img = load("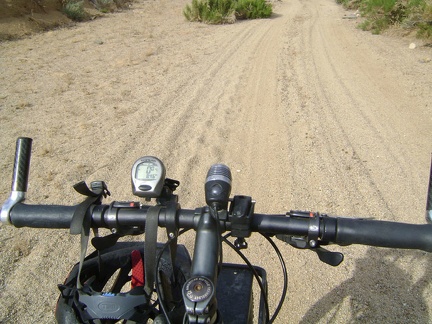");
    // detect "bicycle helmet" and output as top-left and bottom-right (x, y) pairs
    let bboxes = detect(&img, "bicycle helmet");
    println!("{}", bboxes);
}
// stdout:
(55, 241), (191, 323)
